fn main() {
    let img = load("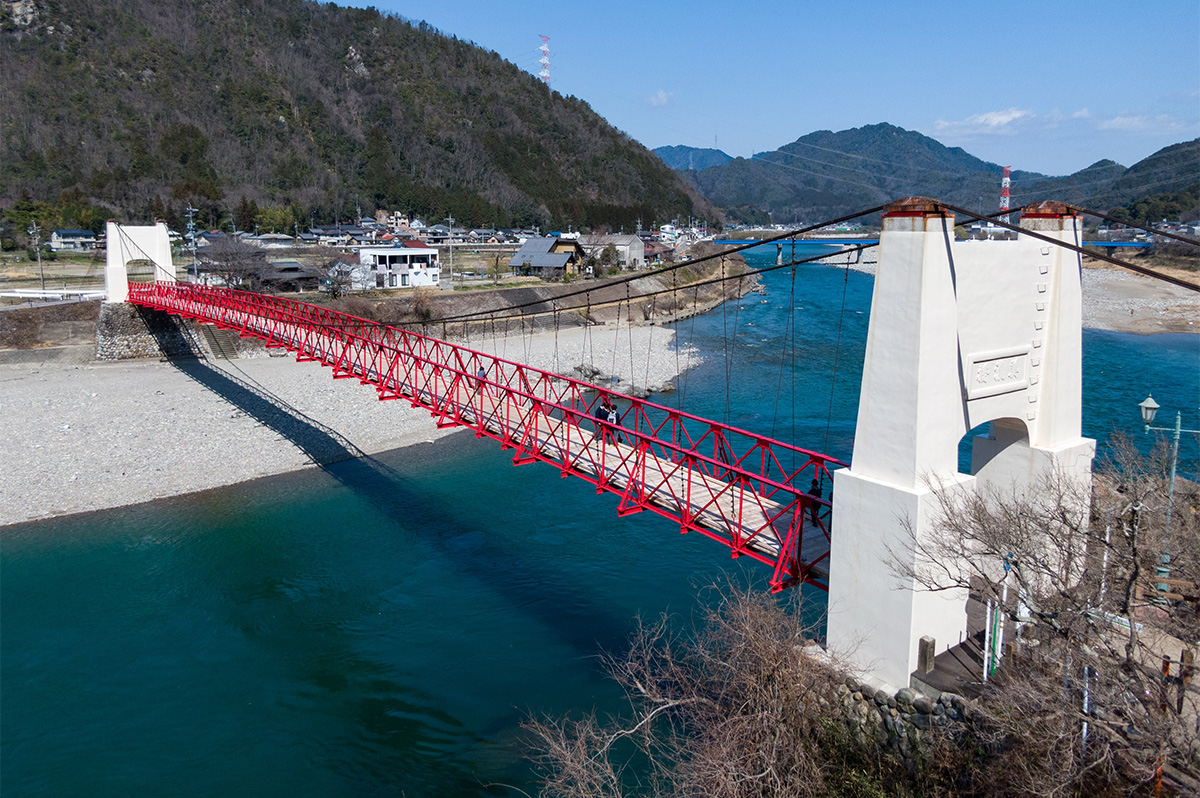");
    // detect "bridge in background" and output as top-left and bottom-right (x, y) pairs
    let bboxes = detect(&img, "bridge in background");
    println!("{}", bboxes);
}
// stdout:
(126, 281), (843, 593)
